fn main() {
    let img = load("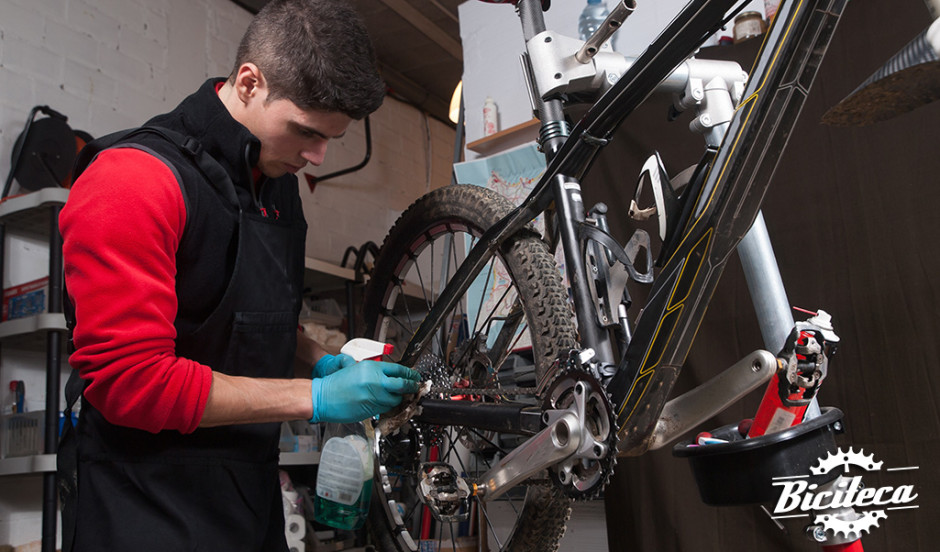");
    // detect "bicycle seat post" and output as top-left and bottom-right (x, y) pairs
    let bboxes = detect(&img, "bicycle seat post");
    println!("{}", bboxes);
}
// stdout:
(517, 0), (569, 158)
